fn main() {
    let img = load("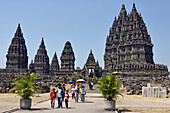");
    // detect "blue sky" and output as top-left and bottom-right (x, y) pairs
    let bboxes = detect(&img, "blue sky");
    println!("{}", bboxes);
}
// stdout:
(0, 0), (170, 70)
